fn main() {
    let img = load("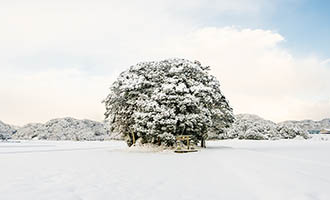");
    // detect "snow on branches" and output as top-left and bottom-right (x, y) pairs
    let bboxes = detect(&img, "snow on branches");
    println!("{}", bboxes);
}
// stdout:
(103, 58), (234, 146)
